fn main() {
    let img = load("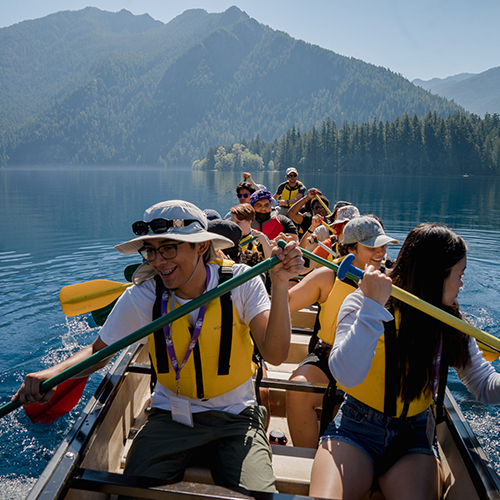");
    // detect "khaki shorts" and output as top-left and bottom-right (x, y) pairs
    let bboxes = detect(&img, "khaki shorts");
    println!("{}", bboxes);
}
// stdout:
(124, 405), (277, 493)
